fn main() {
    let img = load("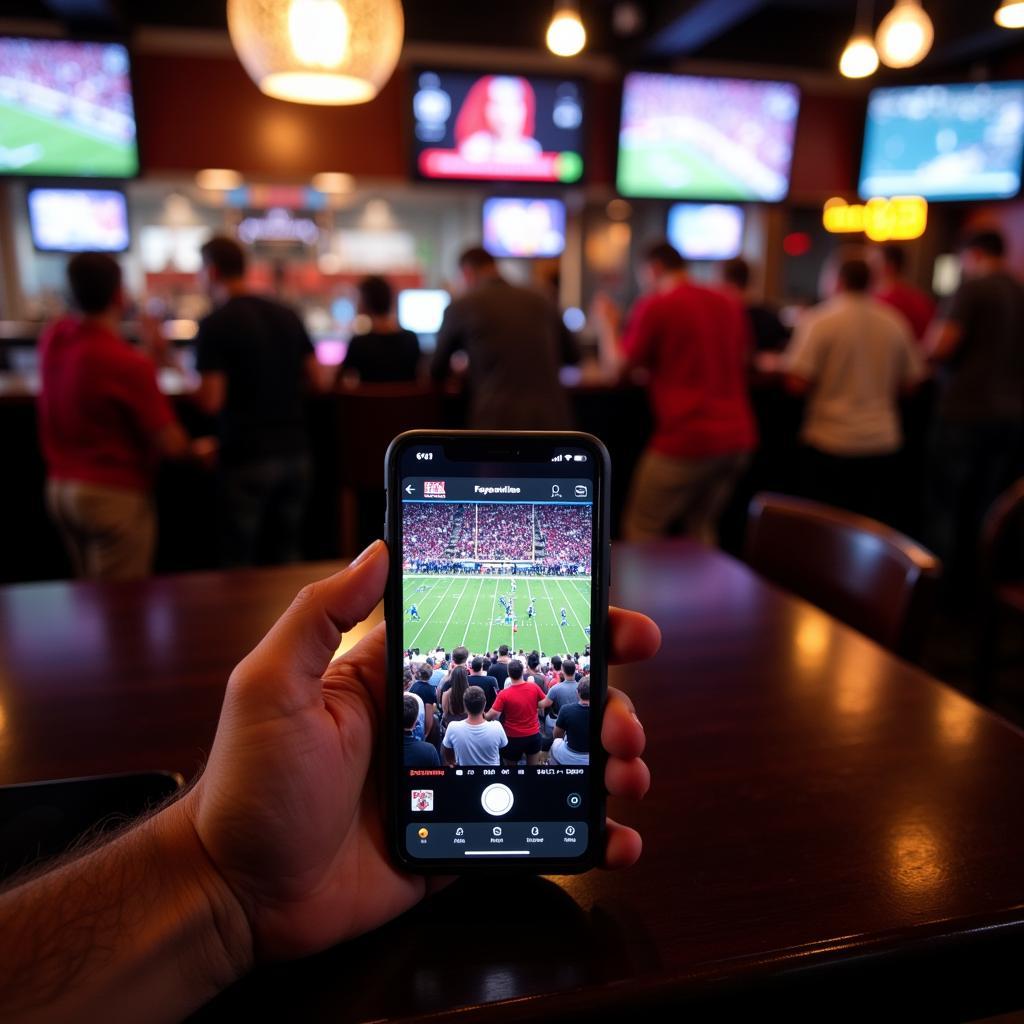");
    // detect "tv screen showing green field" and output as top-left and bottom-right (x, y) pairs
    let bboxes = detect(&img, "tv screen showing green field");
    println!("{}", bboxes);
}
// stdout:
(616, 72), (800, 202)
(0, 38), (139, 178)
